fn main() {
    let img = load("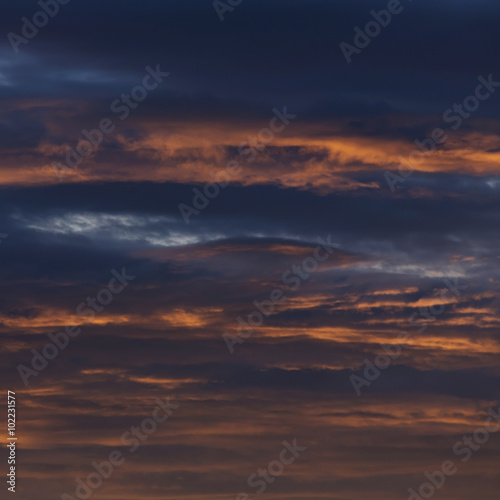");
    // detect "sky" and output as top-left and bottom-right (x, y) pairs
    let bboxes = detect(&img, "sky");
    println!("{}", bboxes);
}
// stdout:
(1, 0), (500, 499)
